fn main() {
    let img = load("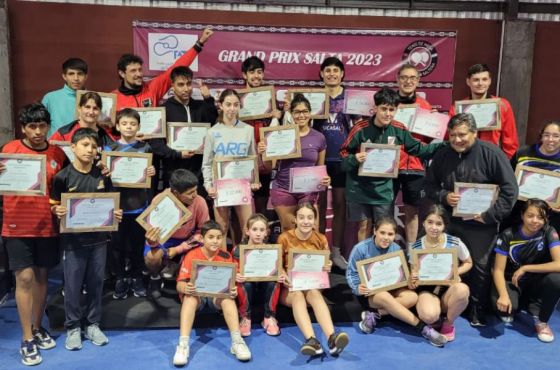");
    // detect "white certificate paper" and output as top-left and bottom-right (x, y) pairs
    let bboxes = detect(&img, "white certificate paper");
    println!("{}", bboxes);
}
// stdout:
(362, 255), (406, 290)
(290, 271), (330, 291)
(145, 196), (182, 240)
(168, 124), (209, 152)
(291, 252), (325, 273)
(394, 105), (418, 129)
(409, 108), (448, 140)
(0, 157), (44, 194)
(289, 165), (327, 193)
(264, 128), (298, 158)
(517, 167), (560, 206)
(135, 108), (166, 138)
(242, 249), (279, 278)
(238, 88), (274, 120)
(215, 158), (256, 182)
(109, 156), (149, 185)
(343, 89), (375, 116)
(418, 253), (454, 281)
(359, 144), (400, 178)
(455, 99), (501, 130)
(215, 179), (252, 208)
(194, 264), (234, 296)
(65, 197), (115, 229)
(454, 183), (497, 217)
